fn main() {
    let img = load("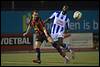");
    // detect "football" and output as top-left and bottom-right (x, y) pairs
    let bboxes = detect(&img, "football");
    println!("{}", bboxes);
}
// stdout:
(73, 11), (82, 20)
